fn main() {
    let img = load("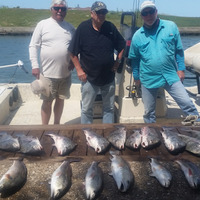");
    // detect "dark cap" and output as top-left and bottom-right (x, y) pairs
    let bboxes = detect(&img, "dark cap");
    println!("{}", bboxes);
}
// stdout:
(91, 1), (108, 12)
